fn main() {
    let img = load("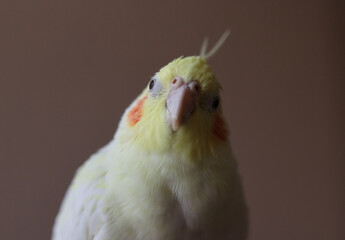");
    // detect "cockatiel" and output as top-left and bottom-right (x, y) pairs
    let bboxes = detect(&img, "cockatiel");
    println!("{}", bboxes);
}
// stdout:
(52, 31), (248, 240)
